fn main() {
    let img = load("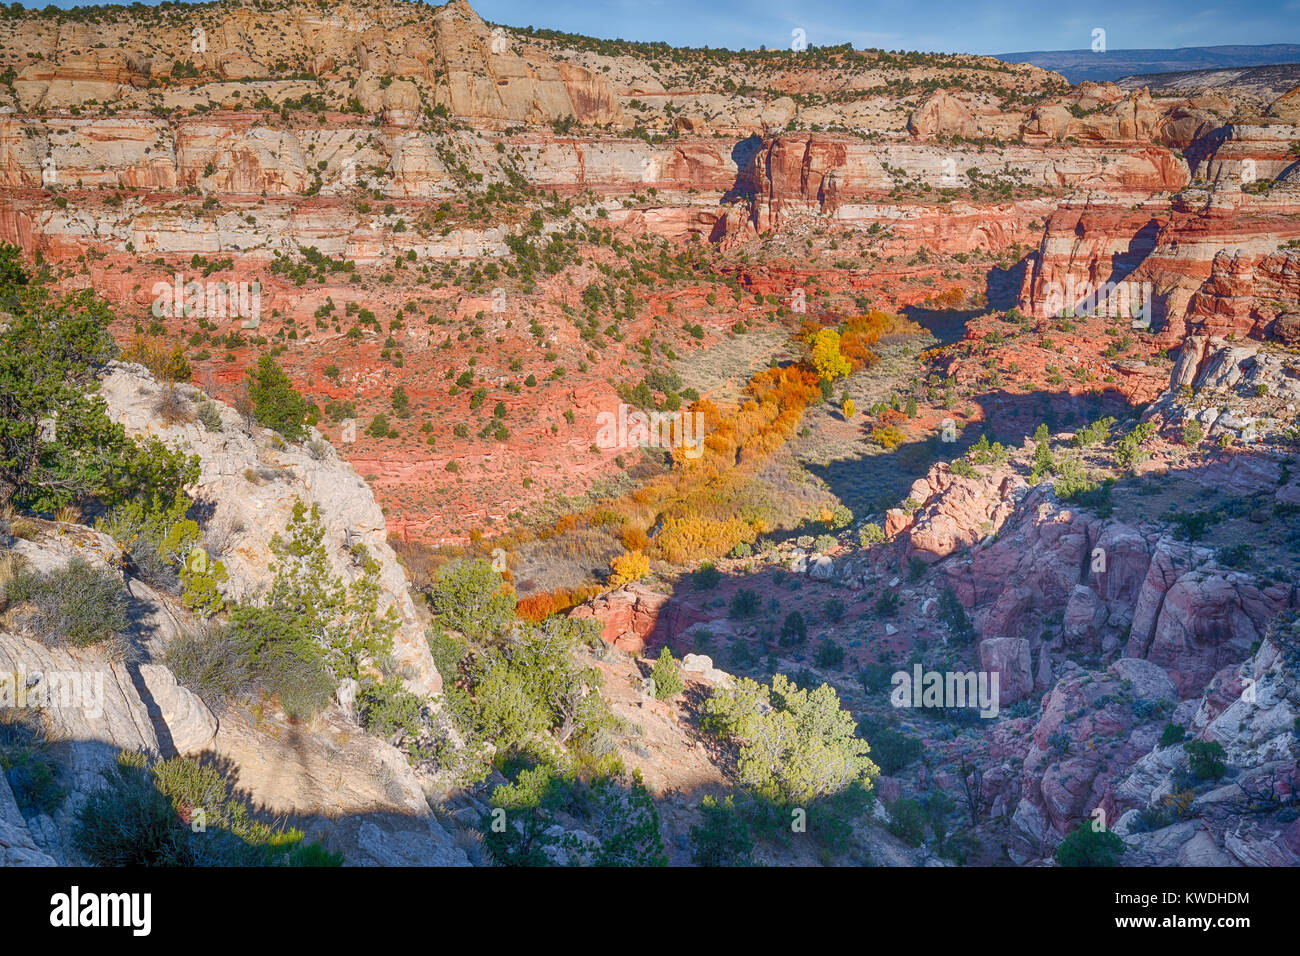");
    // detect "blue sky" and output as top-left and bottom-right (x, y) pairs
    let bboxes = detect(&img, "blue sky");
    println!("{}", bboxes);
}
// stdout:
(38, 0), (1300, 56)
